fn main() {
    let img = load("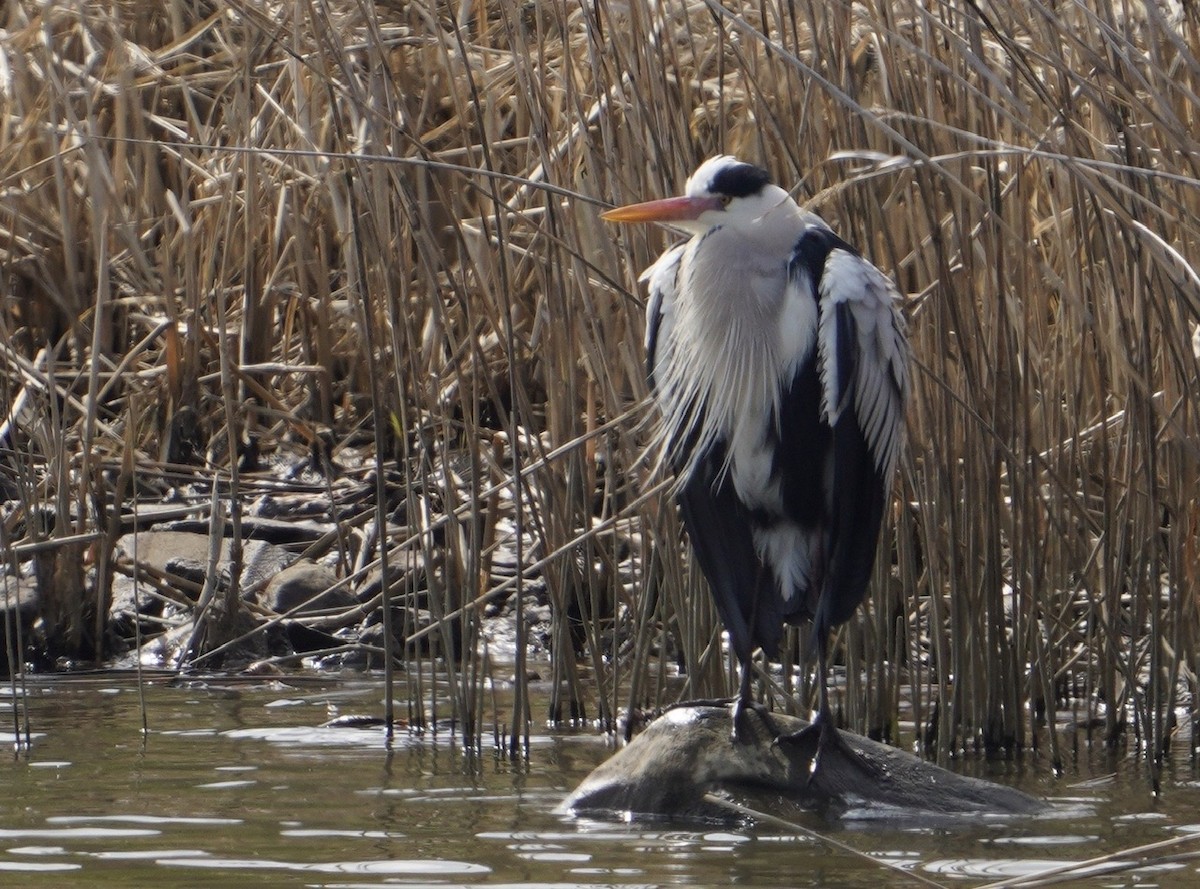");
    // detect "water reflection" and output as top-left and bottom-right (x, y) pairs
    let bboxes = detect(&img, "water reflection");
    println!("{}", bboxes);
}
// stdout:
(155, 856), (491, 874)
(0, 861), (81, 872)
(0, 827), (159, 839)
(924, 856), (1188, 880)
